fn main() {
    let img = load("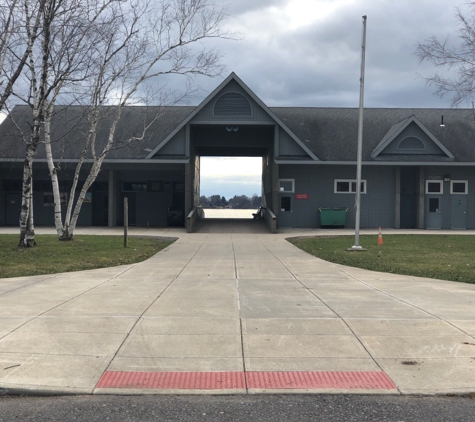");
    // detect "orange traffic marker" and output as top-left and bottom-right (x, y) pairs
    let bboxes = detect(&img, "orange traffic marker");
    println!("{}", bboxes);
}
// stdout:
(378, 227), (383, 245)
